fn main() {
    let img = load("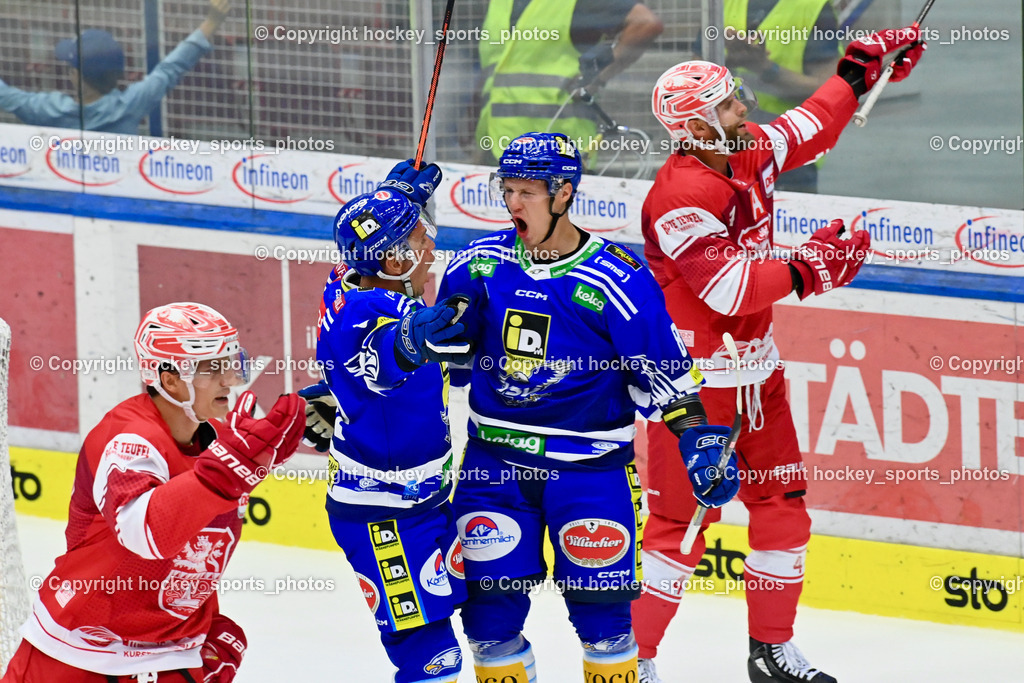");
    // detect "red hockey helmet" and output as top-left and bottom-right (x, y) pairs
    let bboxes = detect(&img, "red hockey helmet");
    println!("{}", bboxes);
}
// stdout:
(134, 302), (247, 421)
(652, 60), (755, 153)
